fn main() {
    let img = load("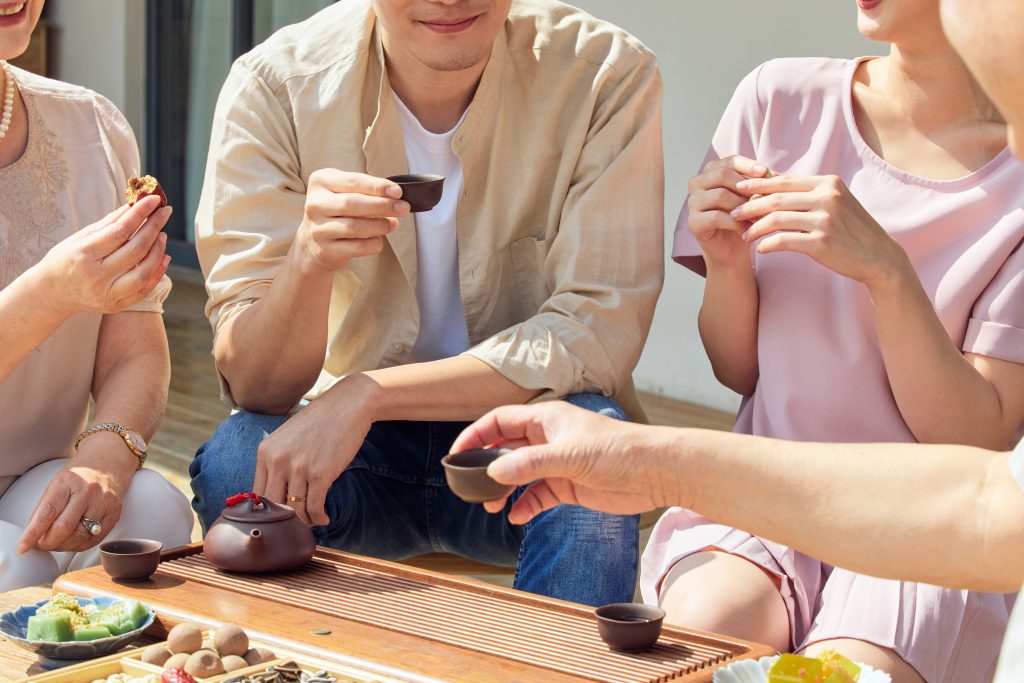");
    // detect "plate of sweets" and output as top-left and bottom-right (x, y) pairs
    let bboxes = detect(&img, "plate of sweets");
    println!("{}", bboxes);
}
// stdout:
(0, 592), (154, 659)
(714, 649), (891, 683)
